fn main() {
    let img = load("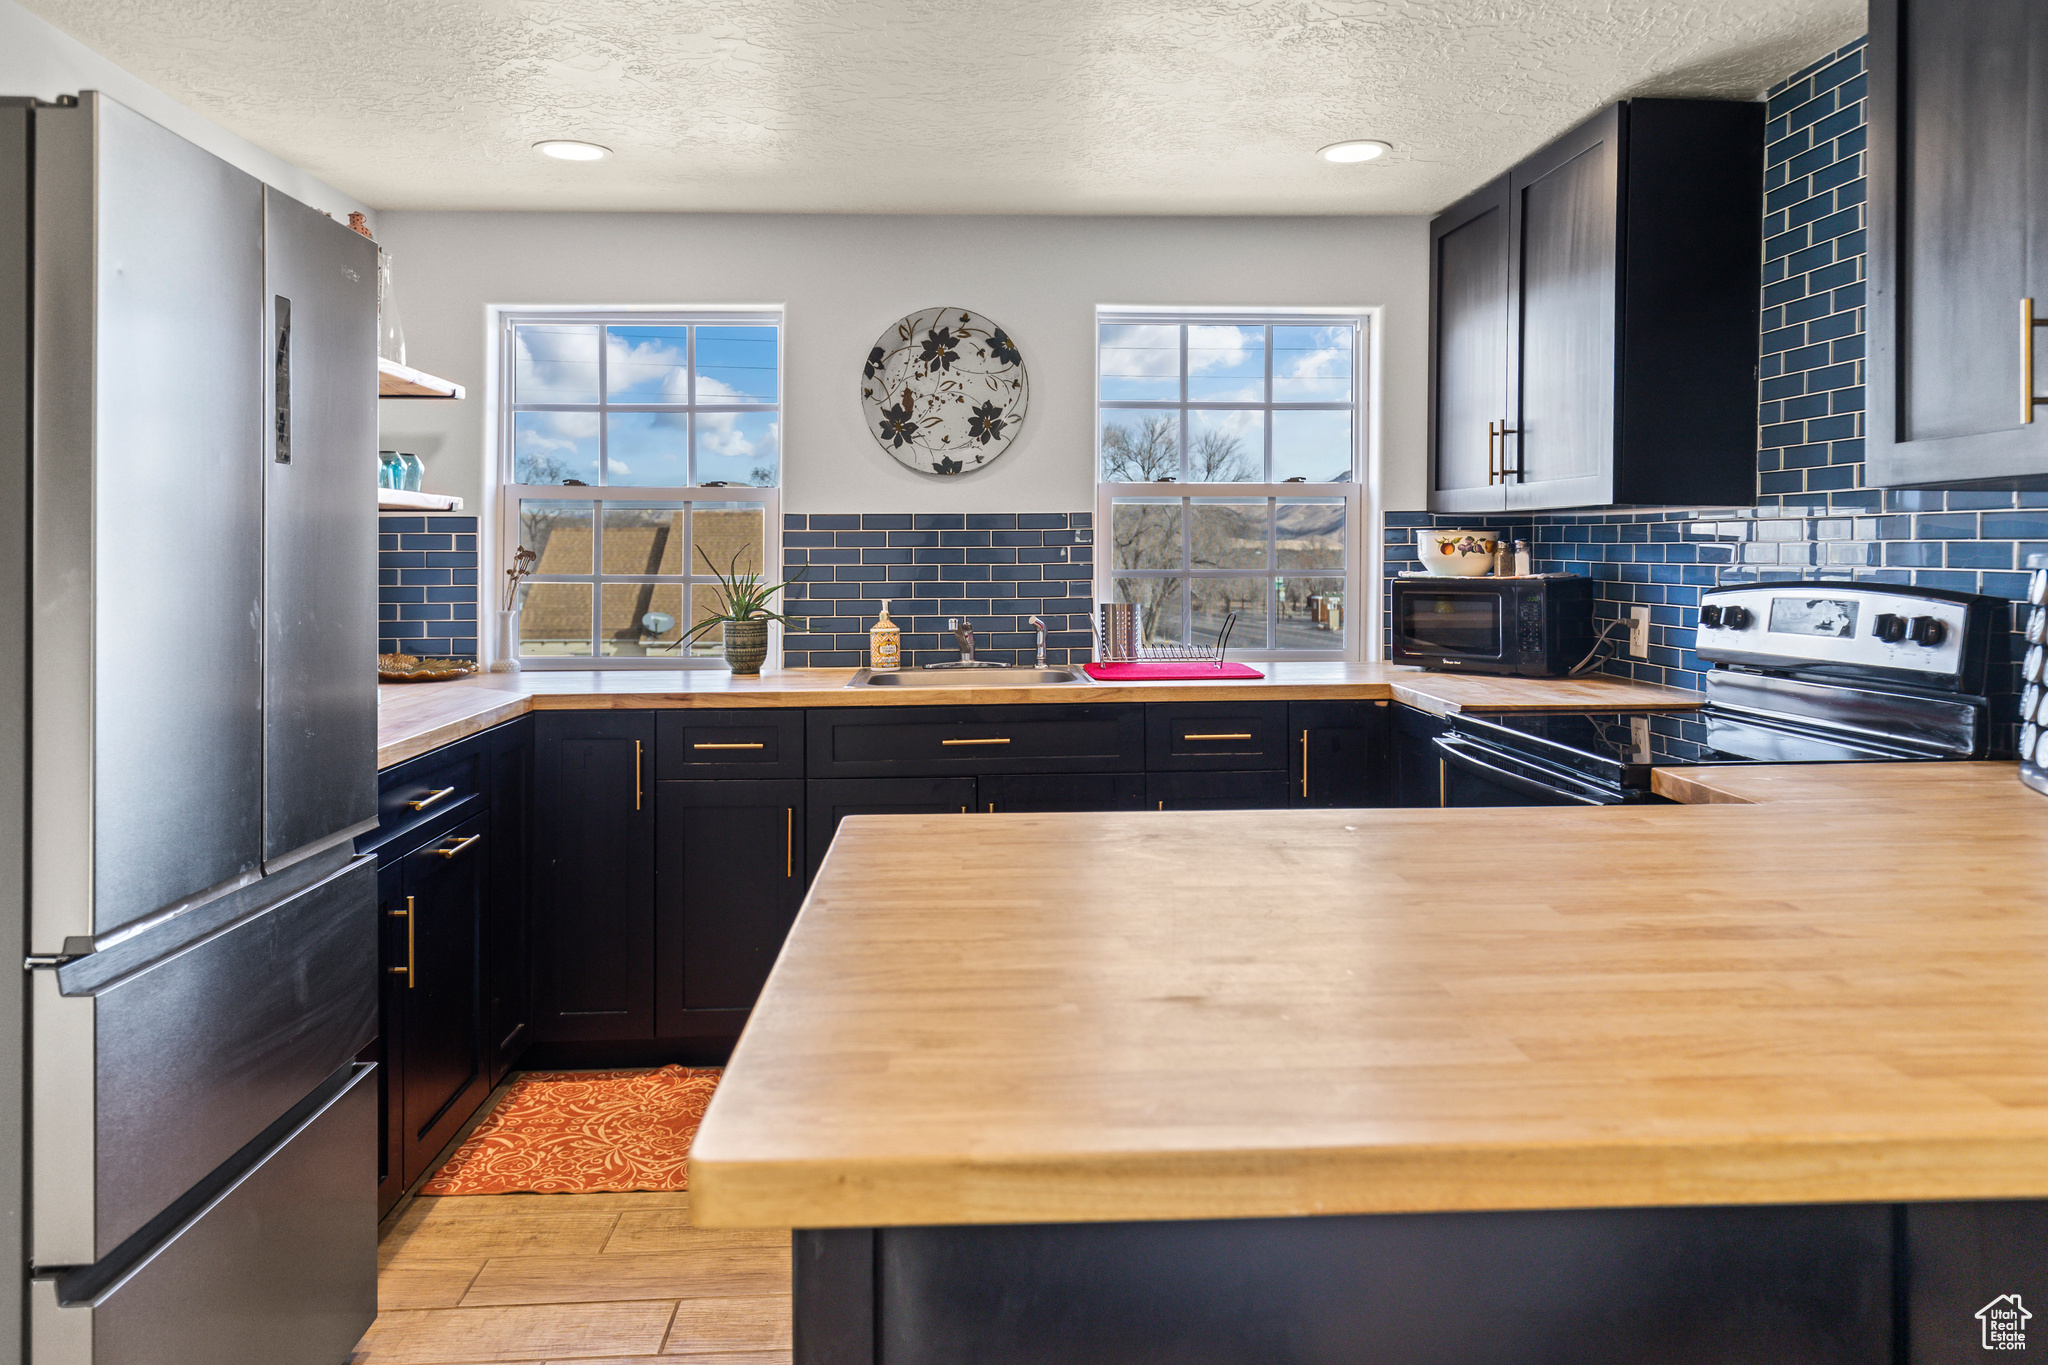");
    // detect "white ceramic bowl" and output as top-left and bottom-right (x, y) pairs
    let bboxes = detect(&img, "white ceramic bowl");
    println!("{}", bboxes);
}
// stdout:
(1415, 529), (1500, 576)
